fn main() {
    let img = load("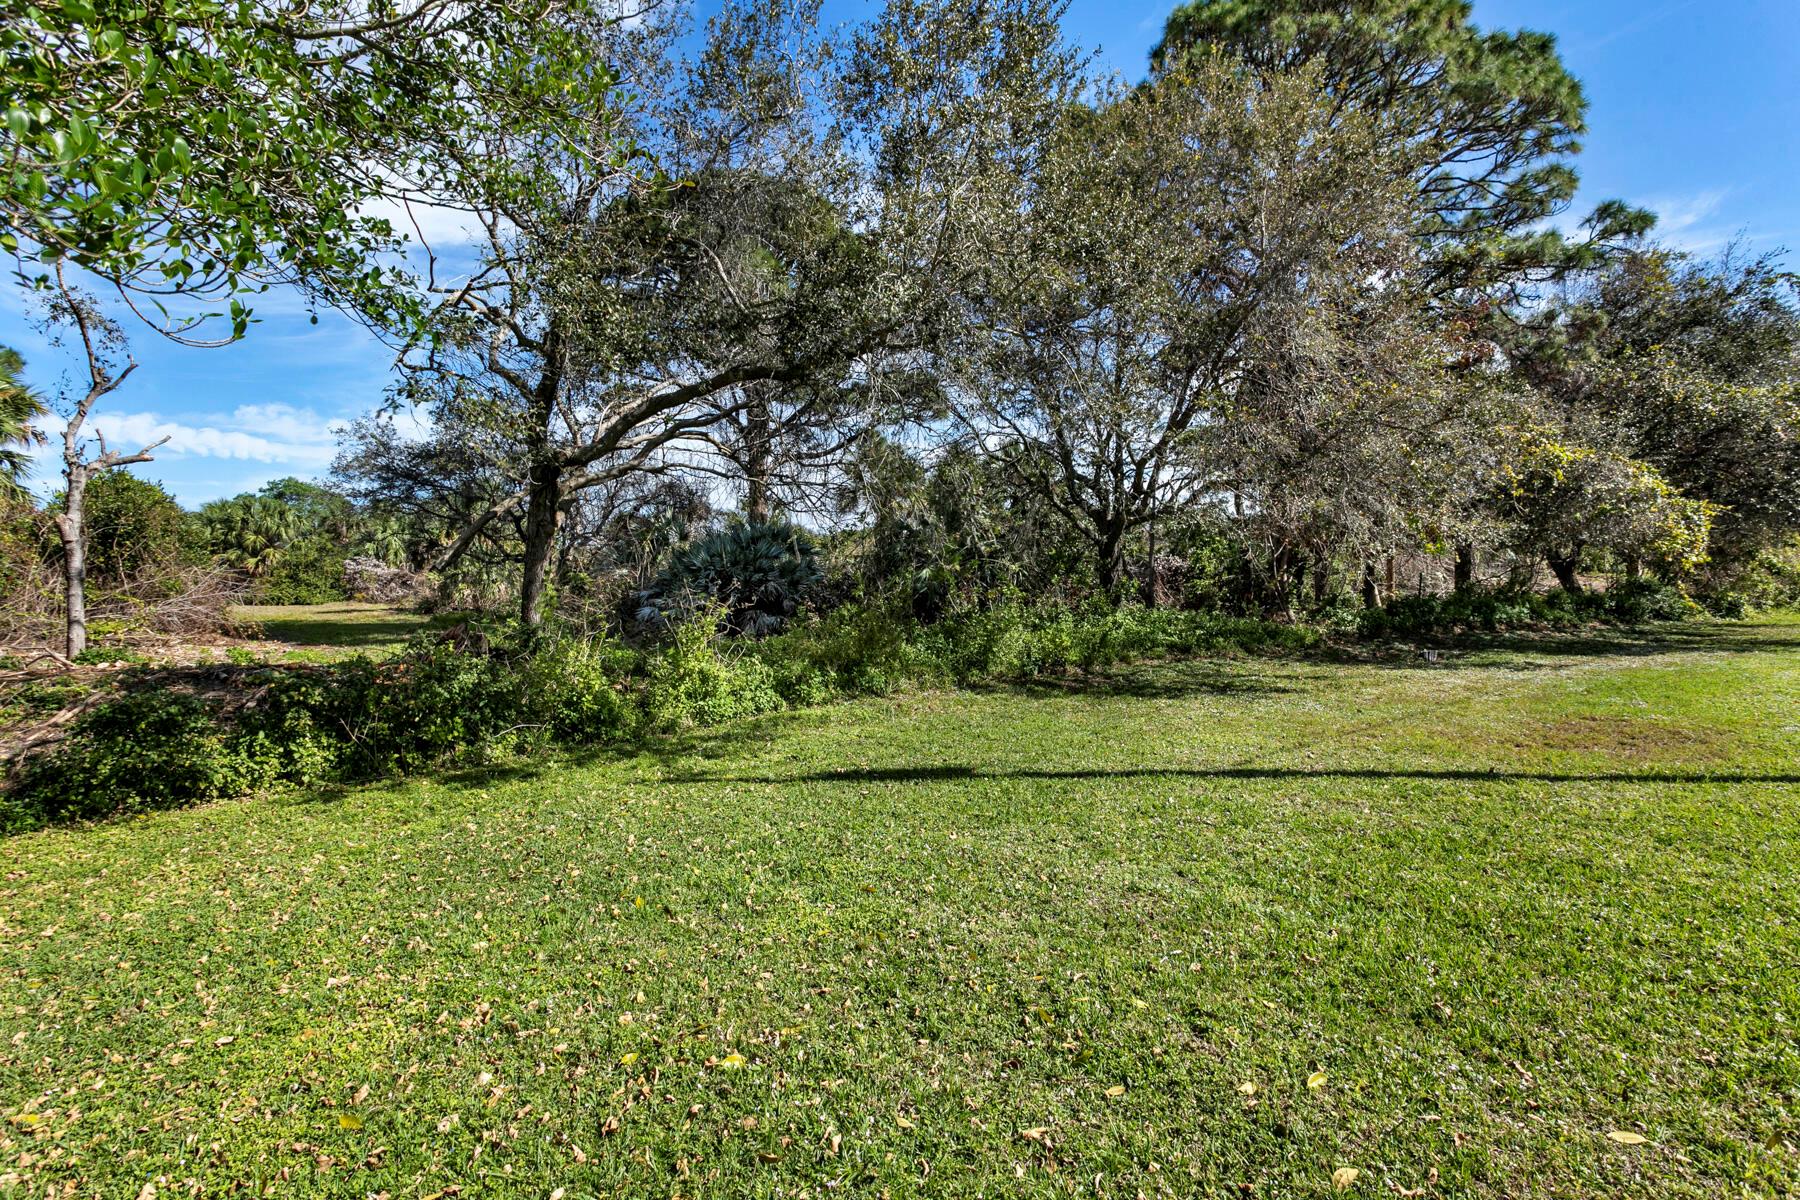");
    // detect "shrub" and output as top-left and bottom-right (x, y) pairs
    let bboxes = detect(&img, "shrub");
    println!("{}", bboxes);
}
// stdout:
(753, 604), (938, 698)
(1692, 539), (1800, 615)
(3, 600), (1321, 830)
(340, 639), (523, 774)
(1356, 580), (1698, 638)
(8, 691), (269, 828)
(642, 612), (782, 731)
(58, 472), (206, 584)
(254, 535), (348, 604)
(1604, 577), (1701, 623)
(515, 634), (640, 743)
